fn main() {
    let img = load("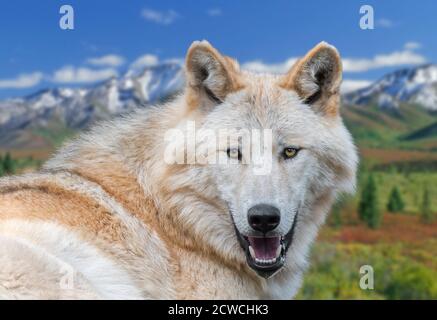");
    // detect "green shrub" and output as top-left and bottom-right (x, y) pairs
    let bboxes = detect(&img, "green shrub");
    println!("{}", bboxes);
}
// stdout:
(298, 243), (437, 300)
(2, 152), (16, 174)
(387, 186), (405, 212)
(384, 264), (437, 299)
(359, 173), (382, 229)
(420, 186), (434, 223)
